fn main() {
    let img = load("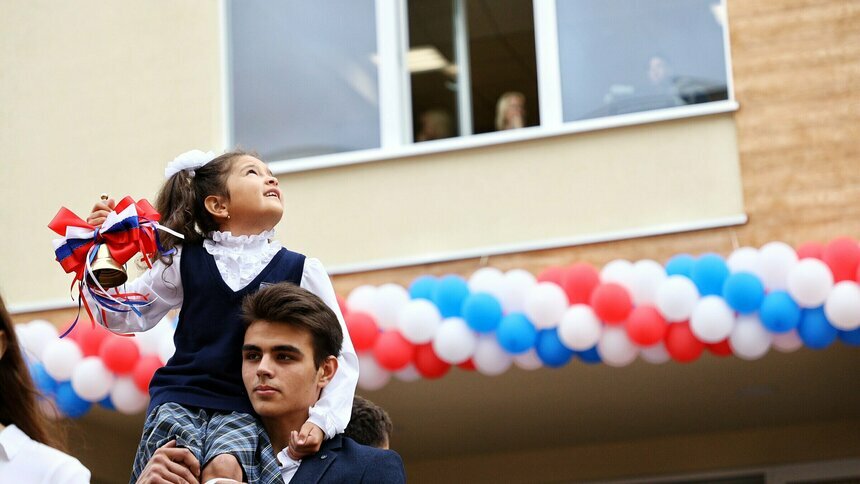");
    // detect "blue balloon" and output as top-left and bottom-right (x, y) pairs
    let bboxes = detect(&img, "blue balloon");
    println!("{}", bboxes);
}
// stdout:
(691, 253), (730, 296)
(722, 272), (765, 314)
(462, 293), (503, 333)
(665, 254), (696, 278)
(99, 395), (116, 411)
(798, 307), (837, 349)
(55, 382), (92, 418)
(535, 329), (574, 368)
(432, 275), (470, 318)
(409, 275), (437, 301)
(759, 291), (801, 333)
(838, 327), (860, 346)
(28, 362), (58, 397)
(575, 345), (602, 365)
(495, 313), (537, 353)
